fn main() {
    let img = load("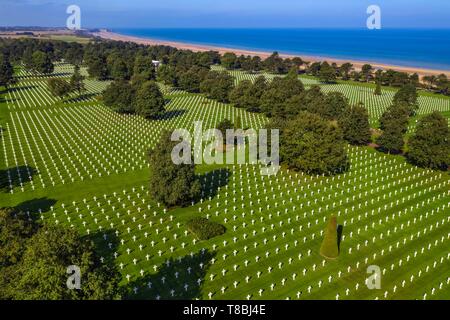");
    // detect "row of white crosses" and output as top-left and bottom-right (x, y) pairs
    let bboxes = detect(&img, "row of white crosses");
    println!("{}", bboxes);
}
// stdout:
(36, 145), (450, 297)
(318, 83), (450, 124)
(4, 88), (265, 192)
(9, 63), (108, 110)
(192, 148), (449, 299)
